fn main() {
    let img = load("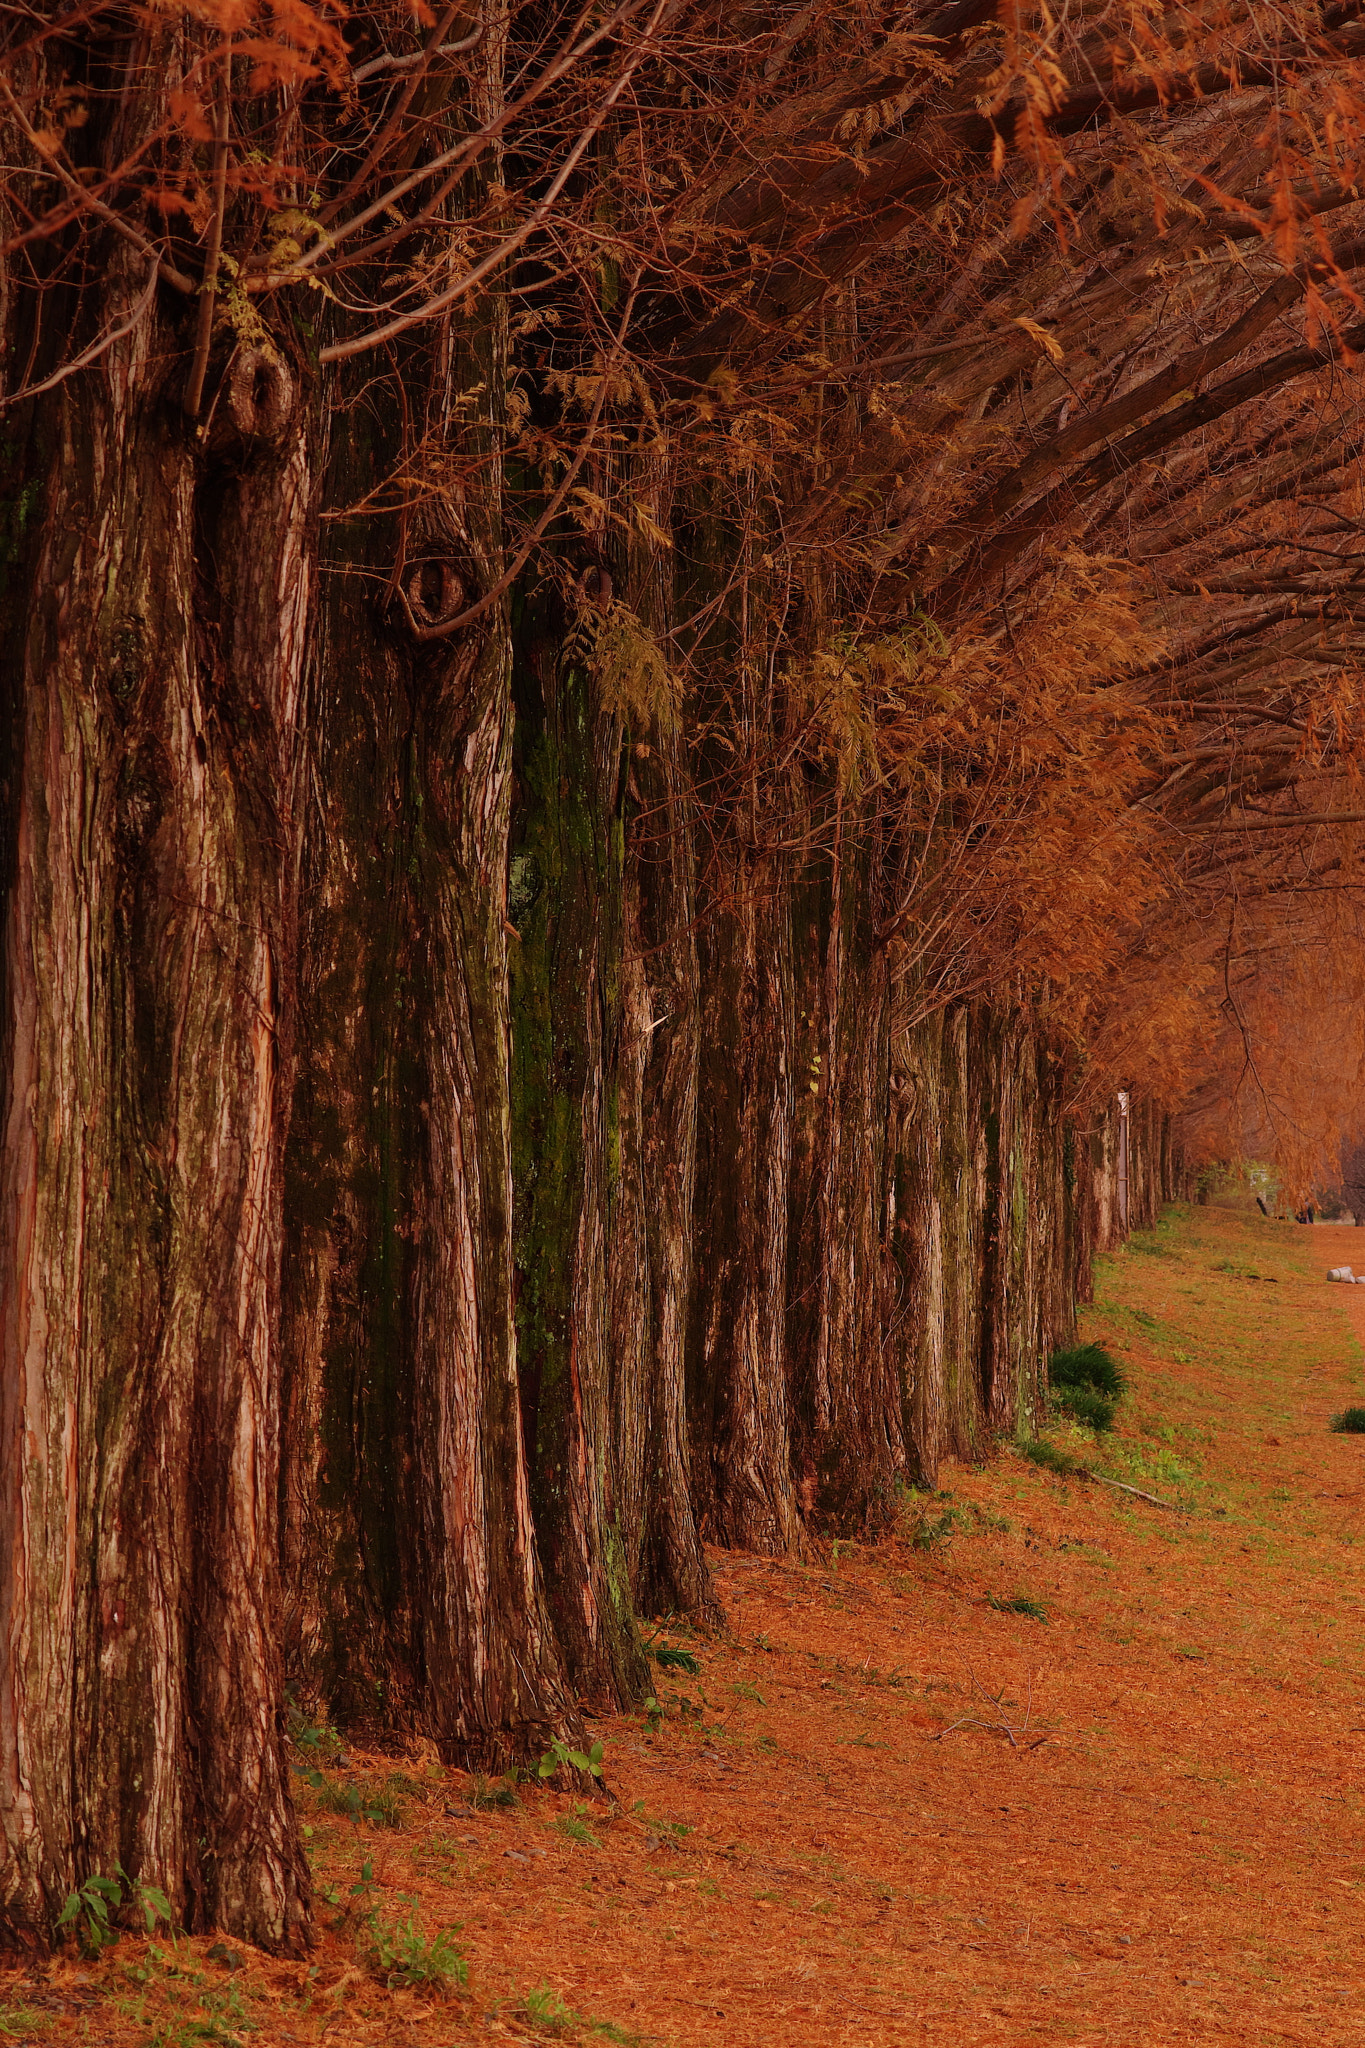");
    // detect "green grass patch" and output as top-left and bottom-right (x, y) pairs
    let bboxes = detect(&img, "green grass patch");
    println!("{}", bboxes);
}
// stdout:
(1018, 1438), (1082, 1477)
(987, 1593), (1049, 1622)
(1051, 1342), (1127, 1400)
(1330, 1408), (1365, 1434)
